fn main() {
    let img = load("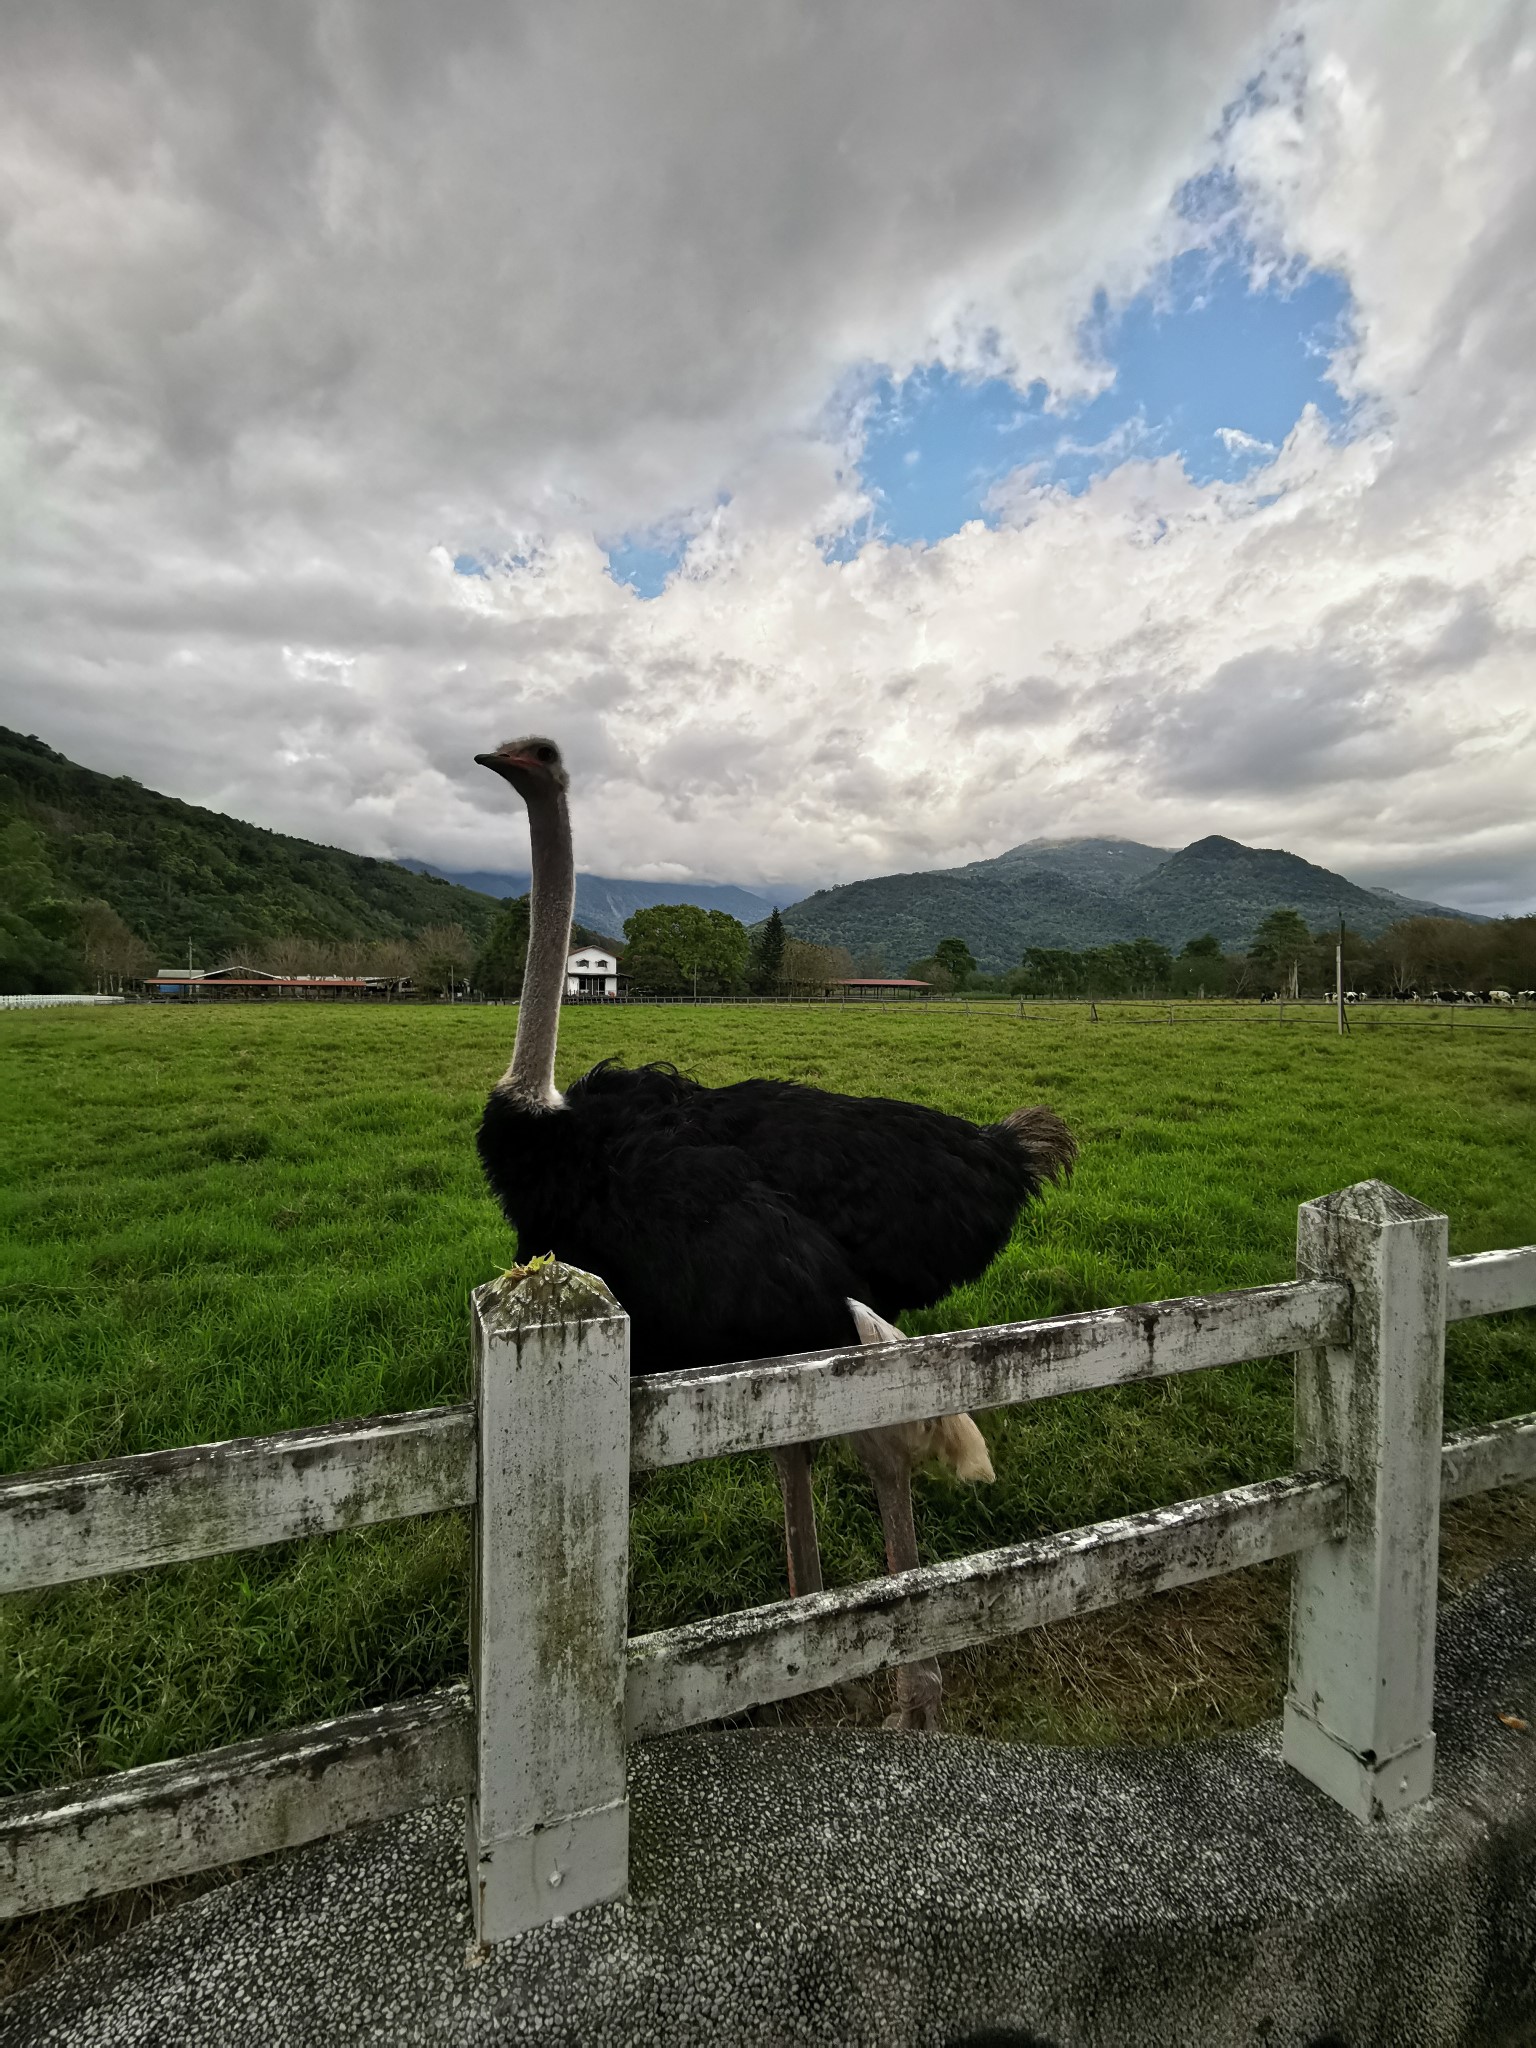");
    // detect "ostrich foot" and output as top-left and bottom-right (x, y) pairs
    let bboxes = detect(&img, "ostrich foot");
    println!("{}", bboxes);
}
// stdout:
(883, 1656), (943, 1733)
